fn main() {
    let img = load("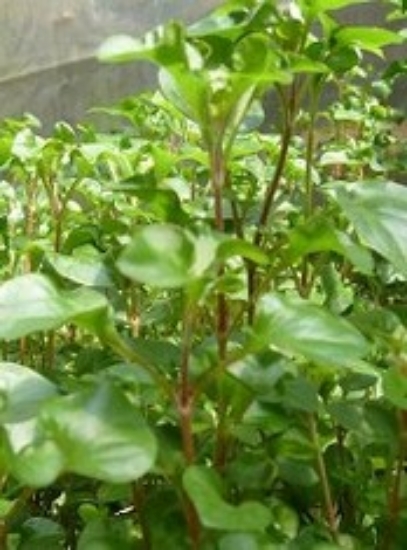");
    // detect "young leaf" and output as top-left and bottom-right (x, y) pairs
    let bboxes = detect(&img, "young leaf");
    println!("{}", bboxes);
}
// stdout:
(253, 293), (370, 367)
(39, 383), (157, 483)
(329, 181), (407, 278)
(46, 252), (113, 288)
(0, 363), (56, 424)
(183, 465), (271, 532)
(335, 27), (403, 56)
(117, 224), (217, 288)
(0, 274), (110, 340)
